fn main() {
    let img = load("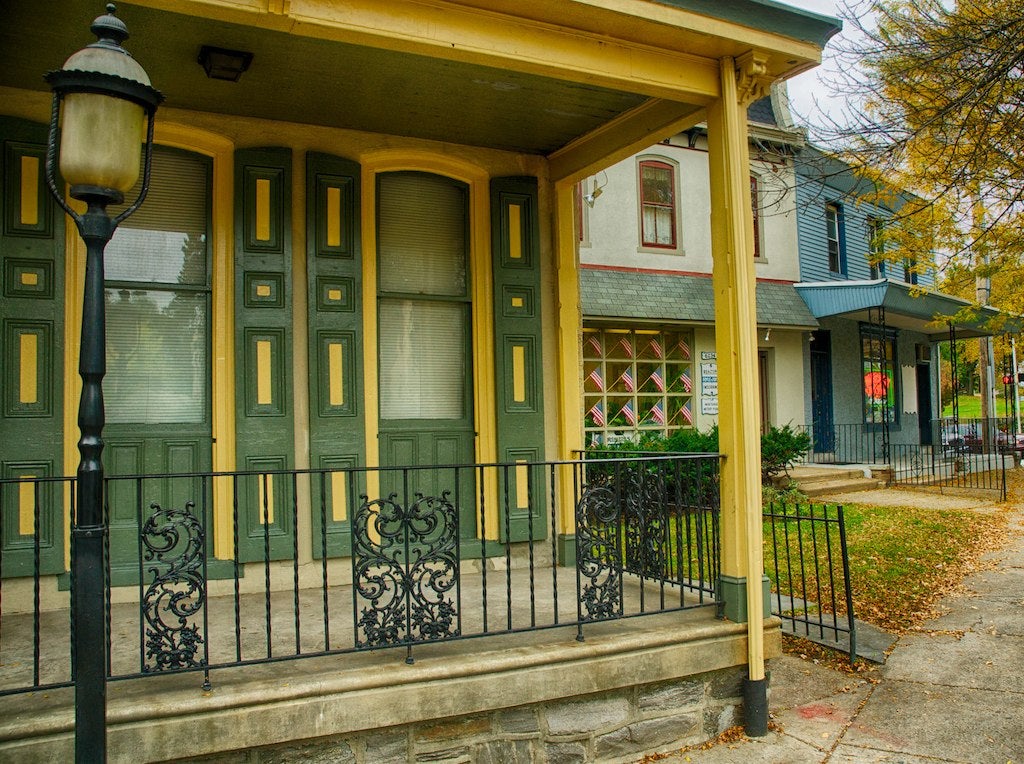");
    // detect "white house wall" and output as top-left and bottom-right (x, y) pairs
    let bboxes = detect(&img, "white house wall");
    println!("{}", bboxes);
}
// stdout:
(581, 134), (800, 283)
